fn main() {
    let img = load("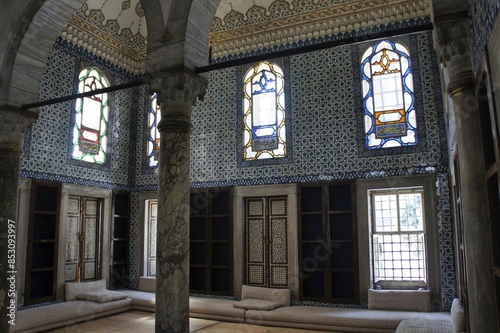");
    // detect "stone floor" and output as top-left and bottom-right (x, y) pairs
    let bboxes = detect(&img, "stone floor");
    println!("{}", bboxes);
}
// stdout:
(46, 310), (337, 332)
